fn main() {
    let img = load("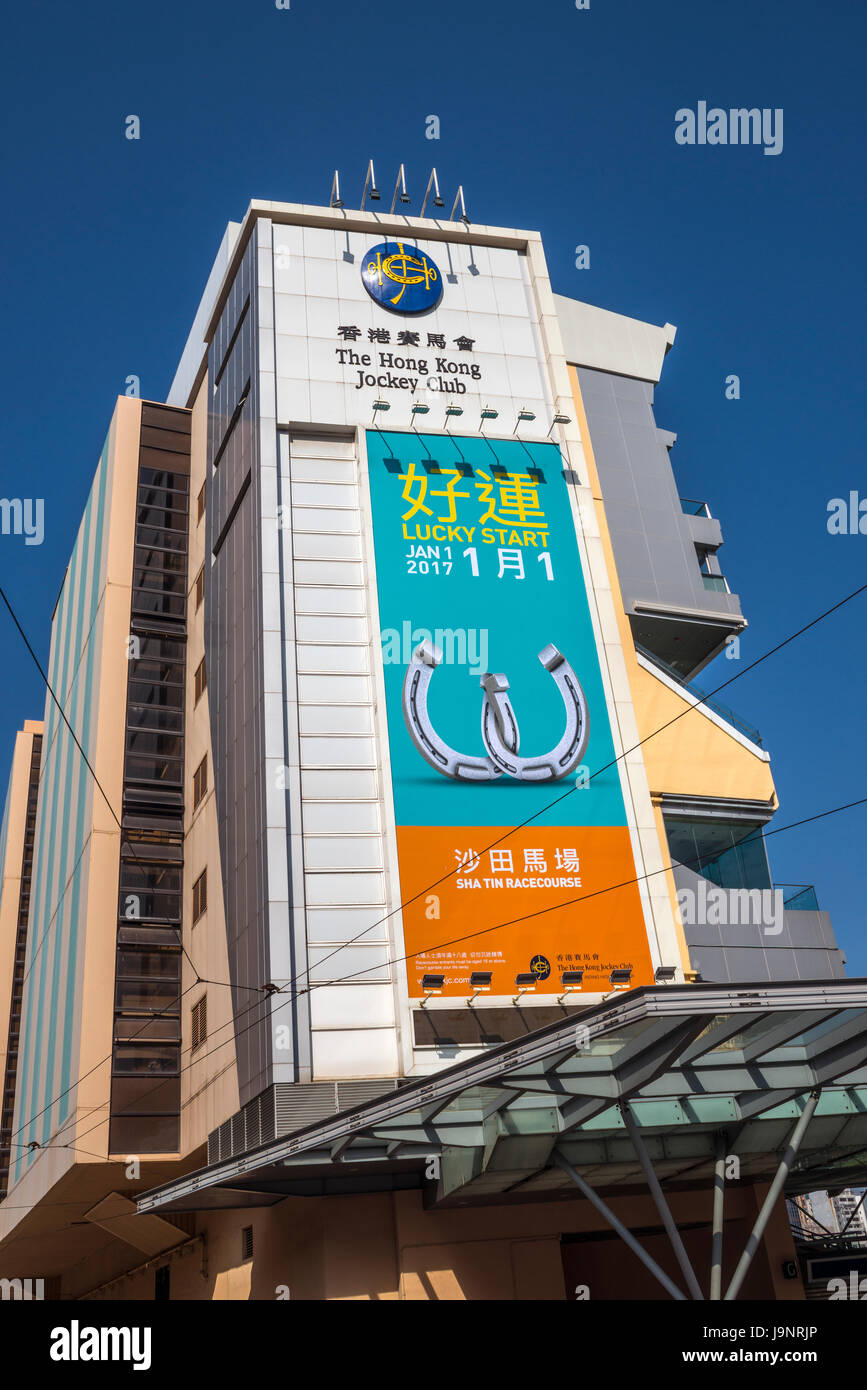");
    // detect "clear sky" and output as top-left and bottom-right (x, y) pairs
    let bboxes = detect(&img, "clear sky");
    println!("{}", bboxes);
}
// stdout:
(0, 0), (864, 968)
